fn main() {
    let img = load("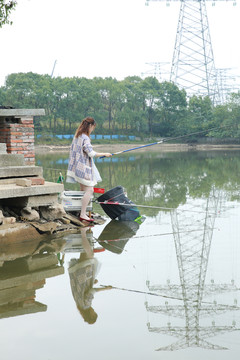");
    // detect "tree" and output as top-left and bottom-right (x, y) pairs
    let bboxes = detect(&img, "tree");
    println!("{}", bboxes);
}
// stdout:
(120, 76), (146, 132)
(141, 76), (161, 134)
(155, 81), (187, 136)
(215, 92), (240, 139)
(4, 72), (51, 108)
(95, 77), (122, 131)
(61, 77), (103, 132)
(178, 95), (214, 140)
(188, 95), (213, 126)
(3, 72), (55, 130)
(0, 0), (16, 28)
